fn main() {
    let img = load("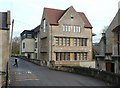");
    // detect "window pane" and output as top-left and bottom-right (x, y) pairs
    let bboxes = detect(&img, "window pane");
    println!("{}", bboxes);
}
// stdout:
(67, 53), (70, 60)
(84, 53), (87, 60)
(60, 53), (62, 61)
(81, 38), (84, 46)
(64, 53), (66, 60)
(77, 53), (79, 60)
(59, 38), (63, 46)
(85, 38), (87, 46)
(63, 38), (66, 46)
(23, 43), (25, 48)
(77, 38), (80, 46)
(79, 27), (81, 32)
(81, 53), (83, 60)
(27, 34), (32, 38)
(35, 42), (37, 48)
(74, 26), (76, 32)
(67, 38), (70, 46)
(56, 37), (59, 45)
(68, 26), (71, 32)
(56, 53), (58, 61)
(74, 53), (77, 60)
(43, 19), (46, 32)
(61, 53), (64, 60)
(74, 38), (77, 46)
